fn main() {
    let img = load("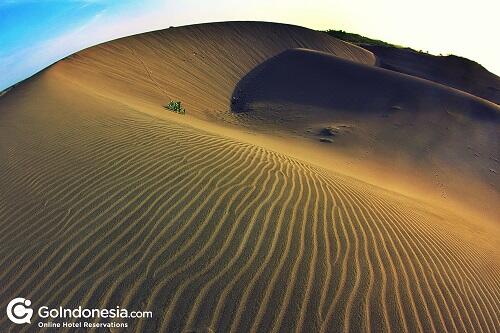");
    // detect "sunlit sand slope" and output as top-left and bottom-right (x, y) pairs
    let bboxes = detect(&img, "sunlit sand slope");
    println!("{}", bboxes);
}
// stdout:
(0, 68), (499, 333)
